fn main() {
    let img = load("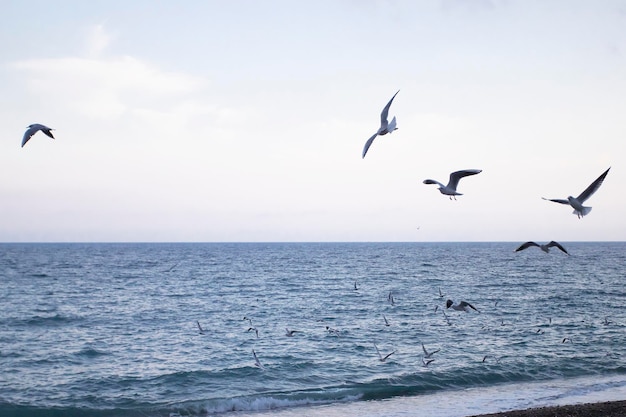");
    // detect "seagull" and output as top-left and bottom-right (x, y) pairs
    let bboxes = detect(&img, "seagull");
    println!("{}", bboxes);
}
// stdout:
(423, 169), (482, 199)
(542, 167), (610, 218)
(362, 90), (399, 158)
(325, 326), (340, 337)
(421, 343), (440, 359)
(383, 314), (390, 326)
(374, 343), (395, 362)
(514, 241), (569, 255)
(446, 299), (479, 312)
(252, 349), (264, 369)
(438, 287), (445, 298)
(482, 355), (502, 364)
(247, 327), (259, 338)
(285, 328), (299, 337)
(196, 321), (206, 335)
(22, 123), (55, 147)
(354, 281), (359, 291)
